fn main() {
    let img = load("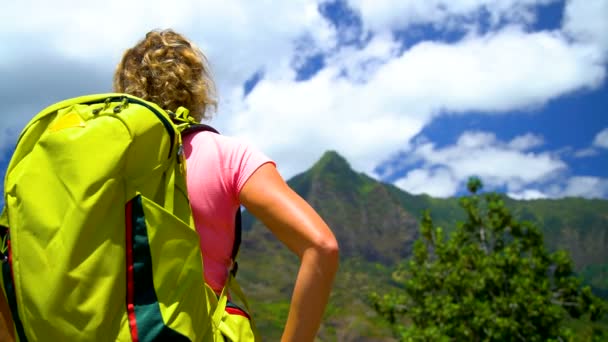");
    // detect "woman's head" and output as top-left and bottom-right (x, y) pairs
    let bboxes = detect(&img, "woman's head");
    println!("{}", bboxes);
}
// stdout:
(113, 29), (216, 121)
